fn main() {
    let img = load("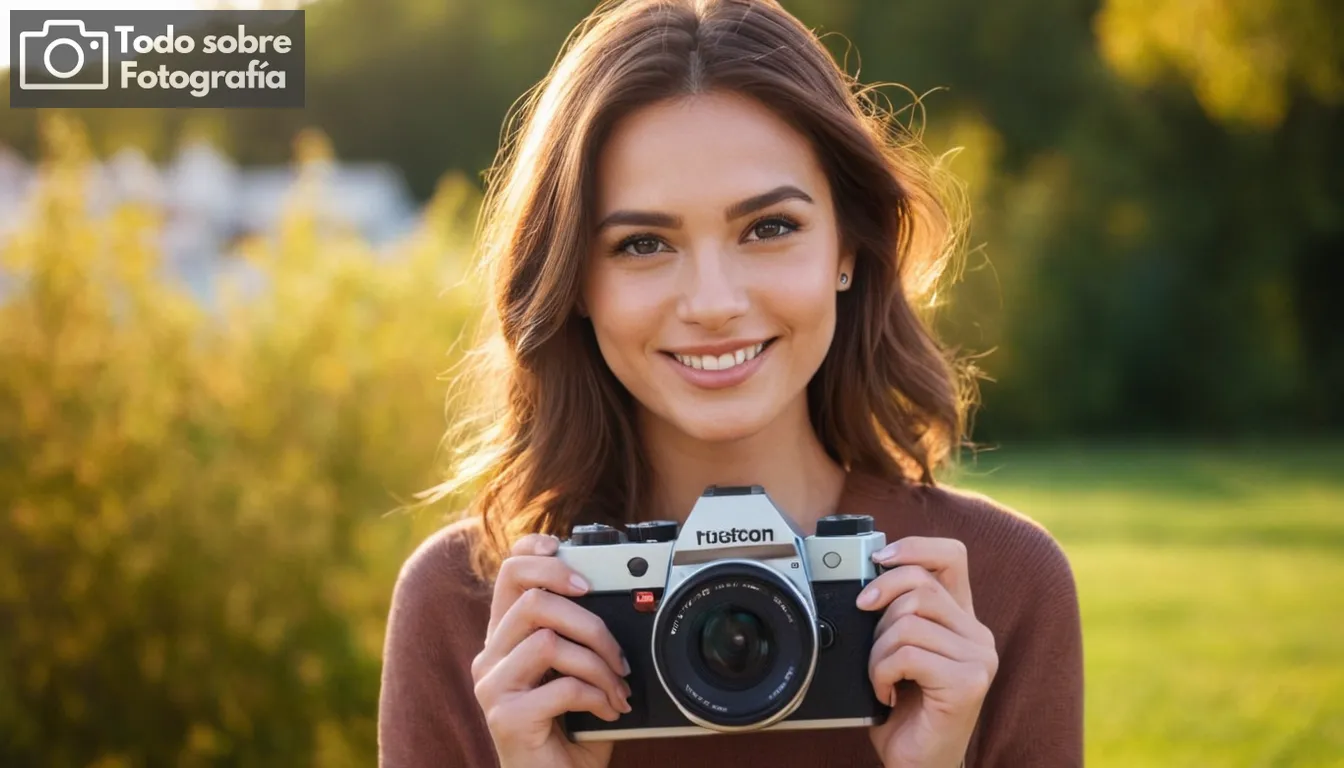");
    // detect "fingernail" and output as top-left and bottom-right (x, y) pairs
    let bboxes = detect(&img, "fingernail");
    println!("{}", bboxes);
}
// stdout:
(621, 654), (631, 676)
(856, 586), (879, 608)
(540, 536), (560, 554)
(888, 686), (898, 708)
(621, 680), (632, 699)
(873, 542), (899, 562)
(569, 574), (590, 592)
